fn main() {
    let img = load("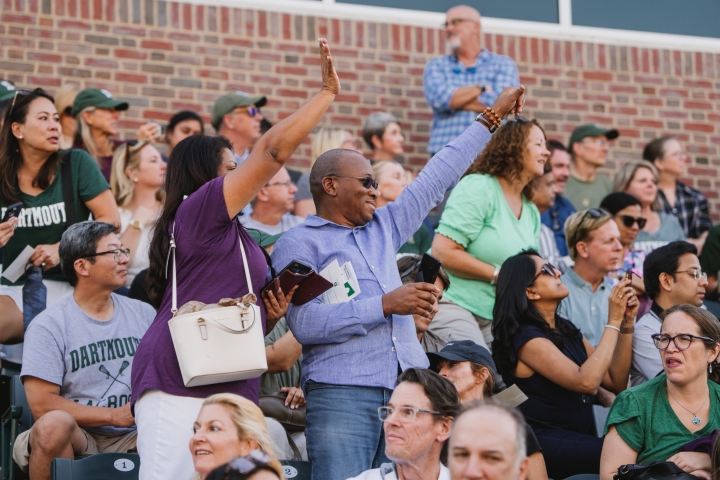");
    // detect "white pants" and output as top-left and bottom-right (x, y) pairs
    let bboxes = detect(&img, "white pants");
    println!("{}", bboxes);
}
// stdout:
(135, 390), (205, 480)
(0, 280), (74, 364)
(135, 390), (296, 480)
